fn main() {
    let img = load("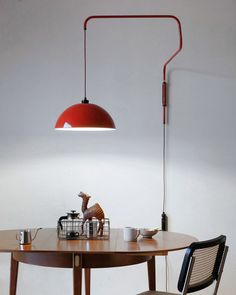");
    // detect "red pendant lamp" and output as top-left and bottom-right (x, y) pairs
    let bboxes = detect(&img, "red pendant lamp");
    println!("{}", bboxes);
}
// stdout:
(55, 15), (182, 131)
(55, 99), (116, 131)
(55, 16), (116, 131)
